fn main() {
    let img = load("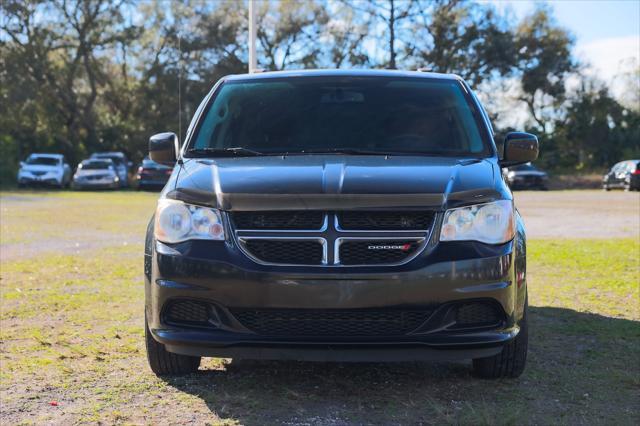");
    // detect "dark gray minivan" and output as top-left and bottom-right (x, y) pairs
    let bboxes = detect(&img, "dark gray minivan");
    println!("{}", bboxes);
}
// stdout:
(144, 70), (538, 379)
